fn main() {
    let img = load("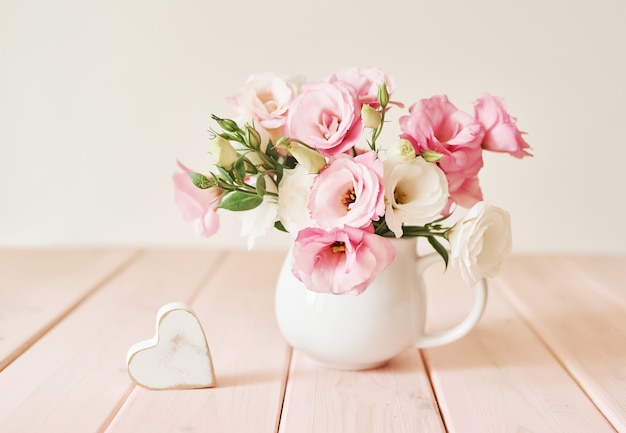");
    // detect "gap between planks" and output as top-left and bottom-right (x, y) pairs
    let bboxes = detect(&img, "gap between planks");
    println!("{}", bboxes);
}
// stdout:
(418, 348), (450, 433)
(494, 276), (620, 432)
(274, 345), (294, 433)
(95, 251), (230, 433)
(420, 257), (617, 433)
(0, 249), (144, 373)
(101, 249), (292, 433)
